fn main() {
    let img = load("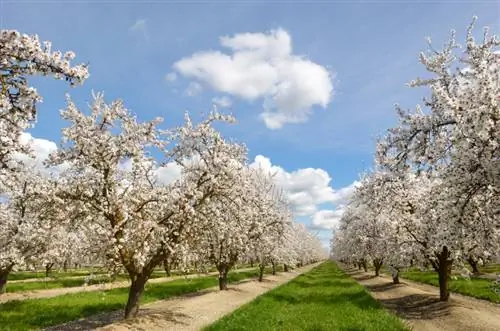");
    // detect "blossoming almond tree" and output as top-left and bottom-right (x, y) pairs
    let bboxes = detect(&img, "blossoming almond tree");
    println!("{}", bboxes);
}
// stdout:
(0, 166), (63, 293)
(50, 93), (249, 318)
(0, 30), (88, 171)
(374, 18), (499, 301)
